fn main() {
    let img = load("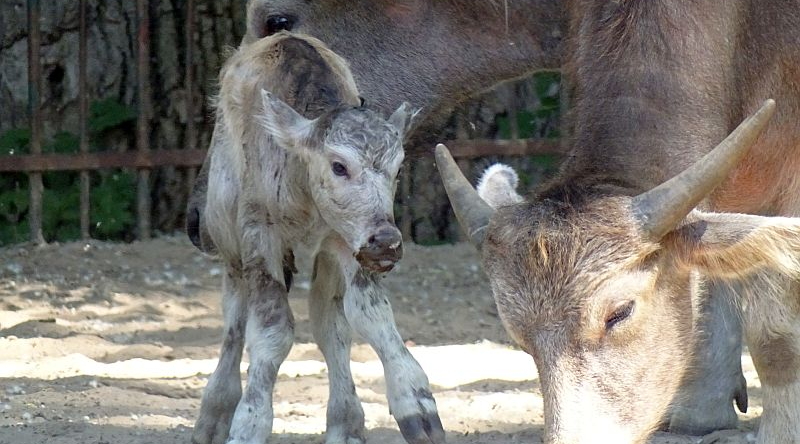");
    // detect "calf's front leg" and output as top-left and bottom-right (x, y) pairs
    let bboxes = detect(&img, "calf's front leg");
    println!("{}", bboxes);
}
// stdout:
(310, 250), (366, 444)
(343, 270), (446, 444)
